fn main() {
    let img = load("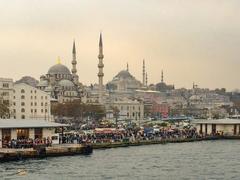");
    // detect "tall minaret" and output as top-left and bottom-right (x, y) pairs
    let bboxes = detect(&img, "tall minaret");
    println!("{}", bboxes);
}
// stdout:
(72, 40), (79, 84)
(161, 70), (164, 83)
(98, 33), (104, 103)
(127, 62), (129, 72)
(146, 72), (148, 87)
(142, 59), (145, 86)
